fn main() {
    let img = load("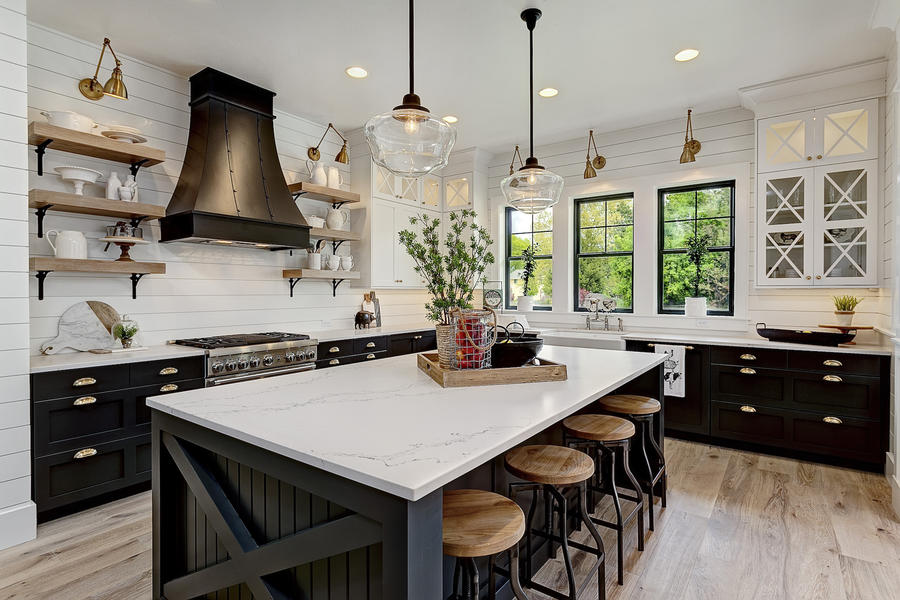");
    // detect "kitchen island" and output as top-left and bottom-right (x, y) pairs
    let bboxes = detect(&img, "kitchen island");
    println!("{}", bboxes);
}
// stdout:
(148, 345), (665, 600)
